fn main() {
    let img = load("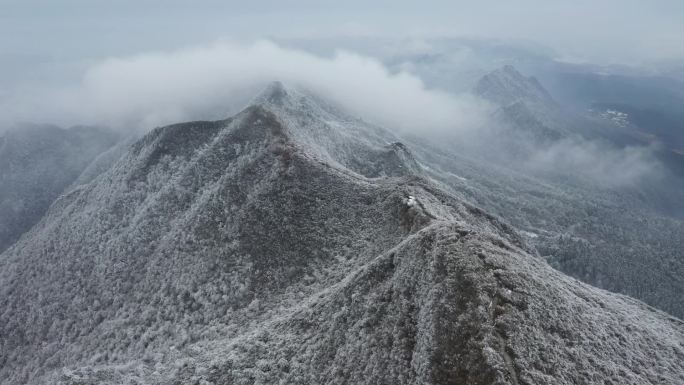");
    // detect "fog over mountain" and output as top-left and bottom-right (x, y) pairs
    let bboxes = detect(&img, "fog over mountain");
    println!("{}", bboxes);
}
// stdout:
(0, 40), (669, 189)
(0, 40), (490, 134)
(1, 2), (684, 384)
(2, 82), (683, 385)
